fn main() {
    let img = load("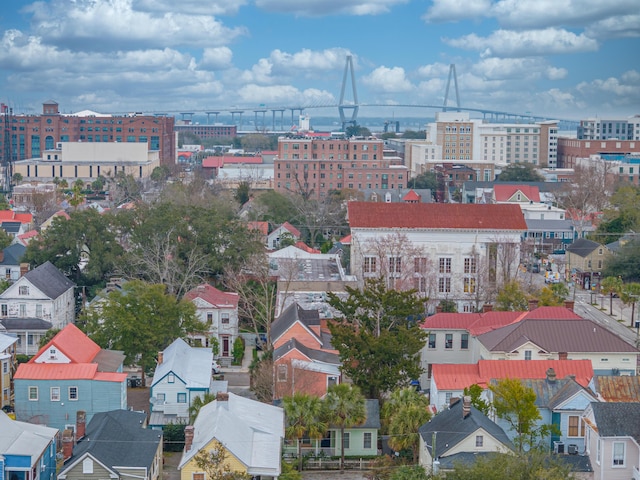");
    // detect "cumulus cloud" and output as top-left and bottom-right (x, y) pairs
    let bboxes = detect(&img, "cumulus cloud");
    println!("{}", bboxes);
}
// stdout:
(269, 48), (352, 75)
(445, 28), (599, 57)
(423, 0), (491, 23)
(133, 0), (247, 15)
(416, 63), (452, 78)
(200, 47), (233, 70)
(585, 14), (640, 39)
(255, 0), (409, 16)
(362, 66), (414, 93)
(24, 0), (246, 50)
(236, 84), (335, 105)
